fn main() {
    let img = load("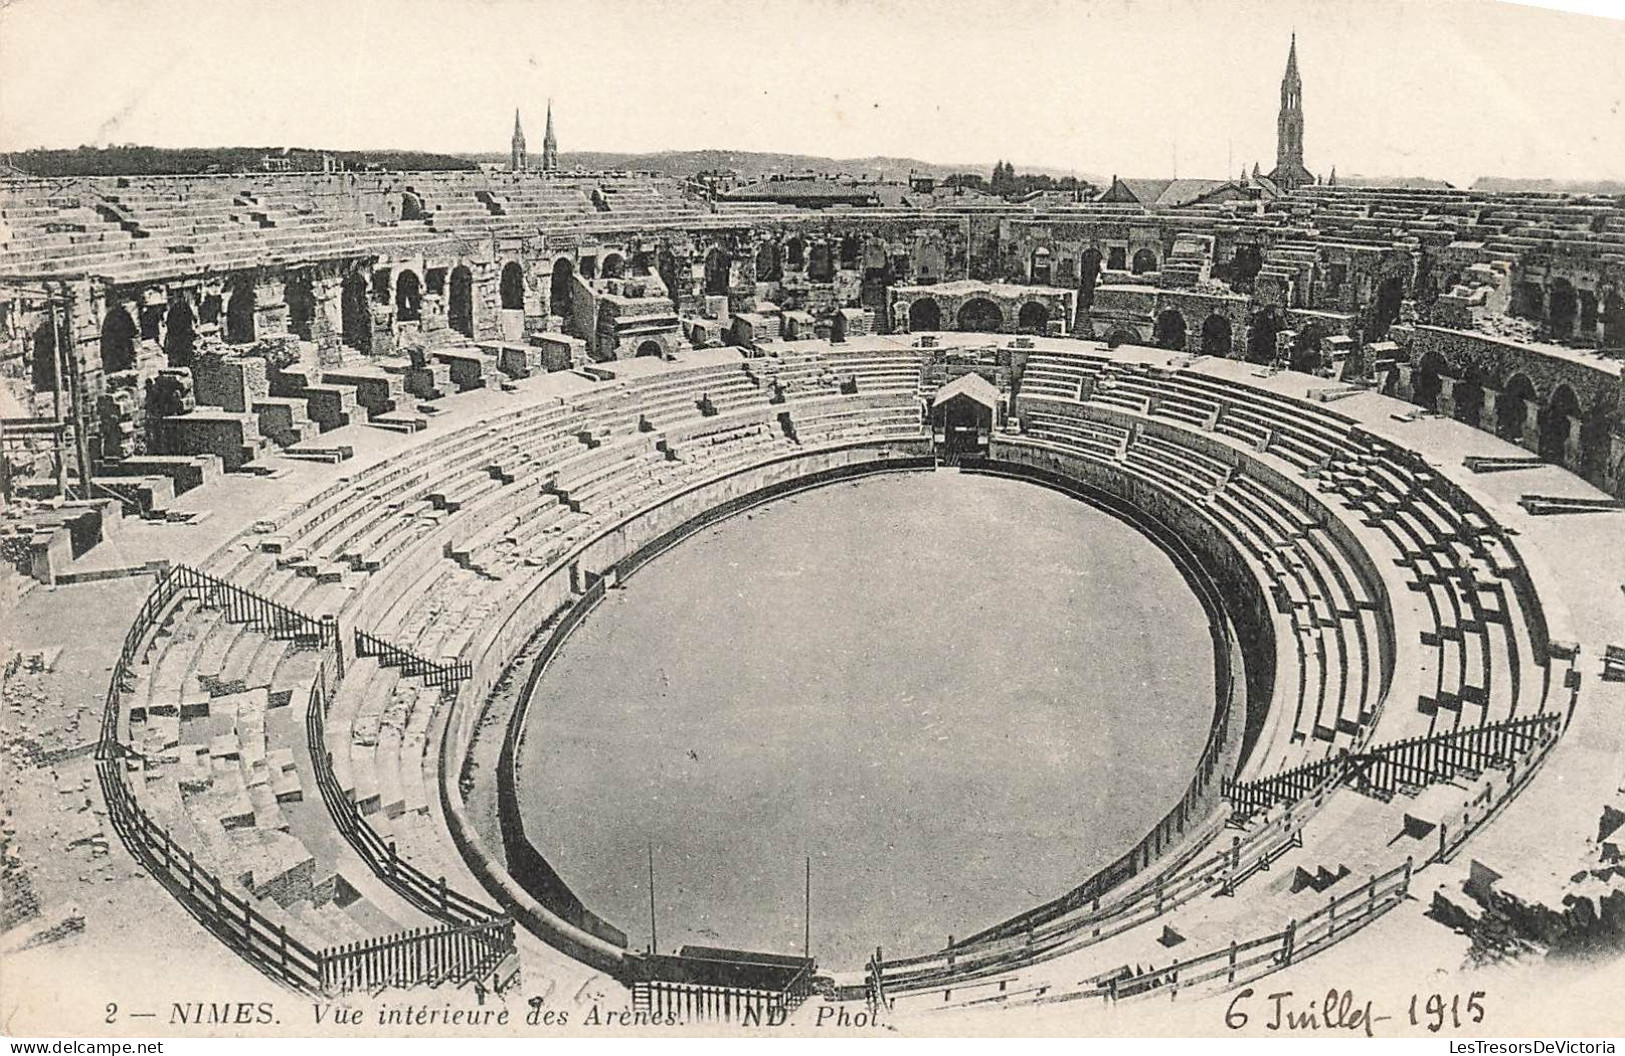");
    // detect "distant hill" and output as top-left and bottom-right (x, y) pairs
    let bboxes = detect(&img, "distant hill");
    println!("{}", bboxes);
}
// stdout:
(3, 145), (478, 177)
(1472, 176), (1625, 195)
(1335, 174), (1456, 190)
(468, 148), (1103, 184)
